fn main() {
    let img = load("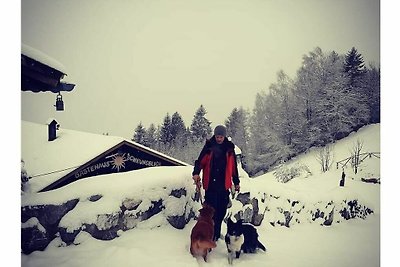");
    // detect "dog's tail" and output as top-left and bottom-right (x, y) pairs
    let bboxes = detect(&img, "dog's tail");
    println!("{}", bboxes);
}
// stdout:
(257, 240), (267, 251)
